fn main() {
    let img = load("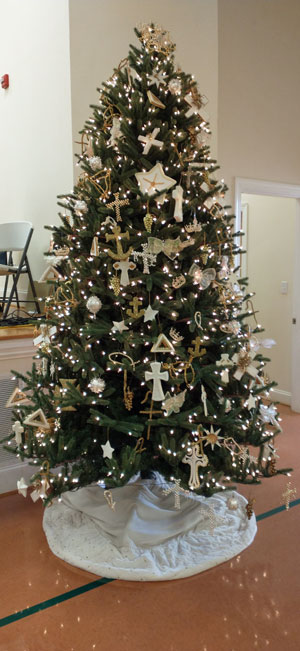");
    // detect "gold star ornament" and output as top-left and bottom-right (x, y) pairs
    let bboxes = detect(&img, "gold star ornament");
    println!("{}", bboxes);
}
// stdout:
(137, 24), (175, 56)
